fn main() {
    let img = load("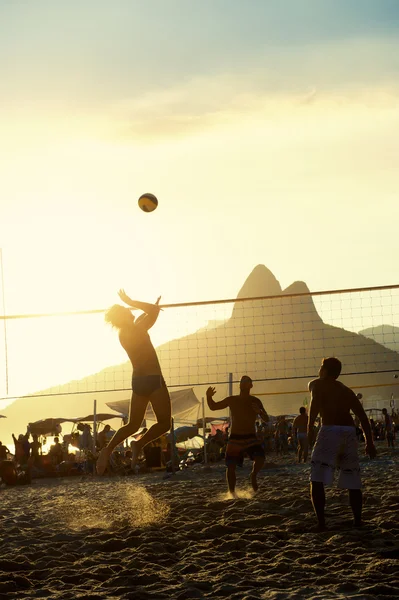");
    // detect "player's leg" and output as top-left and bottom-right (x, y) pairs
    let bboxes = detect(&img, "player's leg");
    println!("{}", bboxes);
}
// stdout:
(348, 489), (363, 527)
(130, 384), (171, 467)
(310, 481), (326, 530)
(337, 429), (363, 526)
(297, 438), (303, 463)
(250, 455), (264, 492)
(303, 438), (309, 462)
(226, 464), (237, 495)
(225, 438), (240, 495)
(309, 426), (338, 529)
(96, 393), (149, 475)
